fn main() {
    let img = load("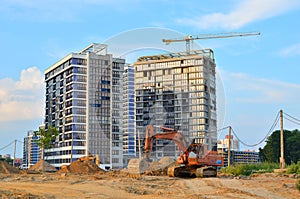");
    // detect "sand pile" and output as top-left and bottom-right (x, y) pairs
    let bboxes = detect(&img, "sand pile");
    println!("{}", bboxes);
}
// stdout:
(145, 157), (175, 176)
(28, 159), (57, 172)
(0, 161), (20, 174)
(57, 158), (105, 175)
